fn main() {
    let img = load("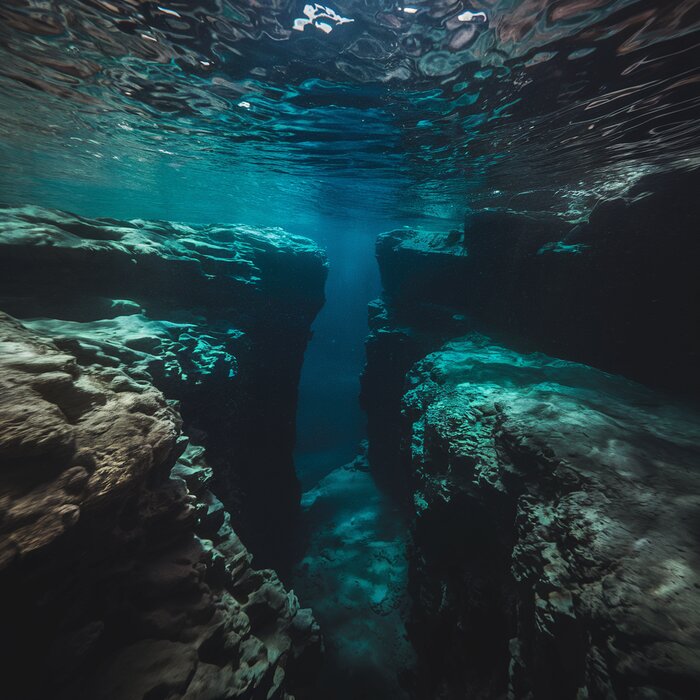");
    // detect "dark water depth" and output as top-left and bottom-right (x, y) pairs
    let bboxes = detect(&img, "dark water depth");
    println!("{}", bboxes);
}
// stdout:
(294, 216), (383, 486)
